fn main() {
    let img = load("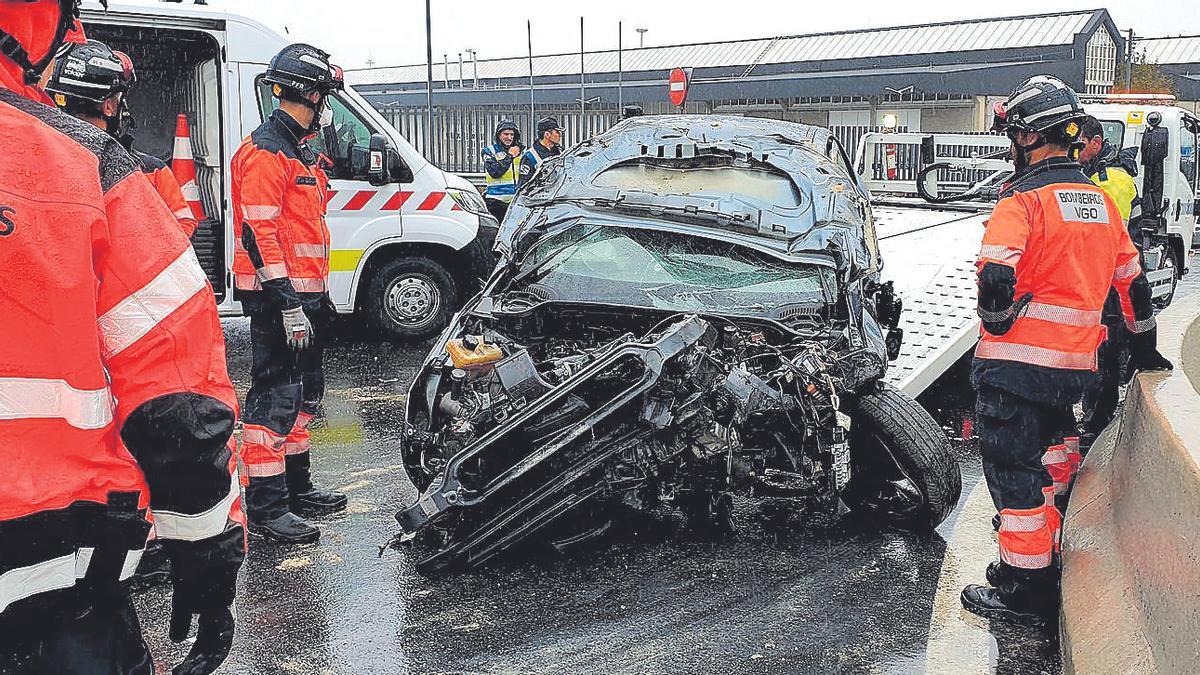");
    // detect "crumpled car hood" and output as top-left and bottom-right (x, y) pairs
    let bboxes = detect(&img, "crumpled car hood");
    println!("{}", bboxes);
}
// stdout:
(498, 115), (878, 281)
